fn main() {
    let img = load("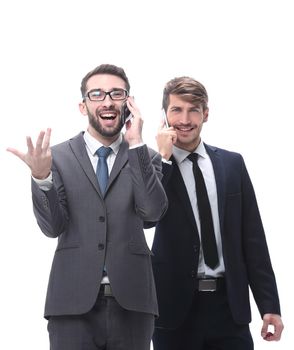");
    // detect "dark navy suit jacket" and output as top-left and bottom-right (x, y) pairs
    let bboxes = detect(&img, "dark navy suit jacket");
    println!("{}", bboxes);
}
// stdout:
(151, 143), (281, 329)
